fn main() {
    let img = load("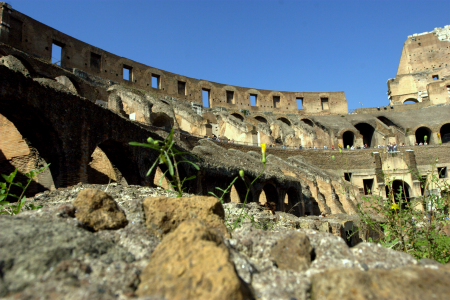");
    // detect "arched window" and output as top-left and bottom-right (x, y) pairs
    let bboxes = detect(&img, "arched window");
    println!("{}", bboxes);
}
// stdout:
(278, 117), (291, 126)
(415, 126), (432, 144)
(355, 123), (375, 147)
(343, 131), (354, 148)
